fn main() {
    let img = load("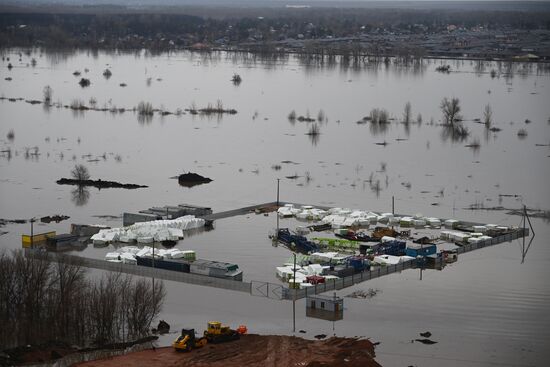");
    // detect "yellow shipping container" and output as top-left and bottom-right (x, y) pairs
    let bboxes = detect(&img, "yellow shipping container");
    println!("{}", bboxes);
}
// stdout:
(21, 231), (56, 248)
